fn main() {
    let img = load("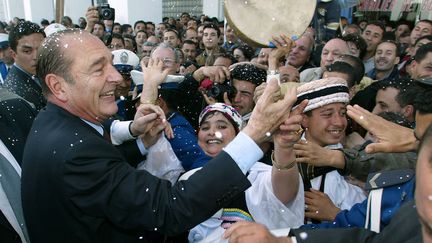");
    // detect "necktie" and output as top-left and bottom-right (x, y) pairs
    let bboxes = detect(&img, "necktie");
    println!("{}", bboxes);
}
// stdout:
(102, 127), (111, 143)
